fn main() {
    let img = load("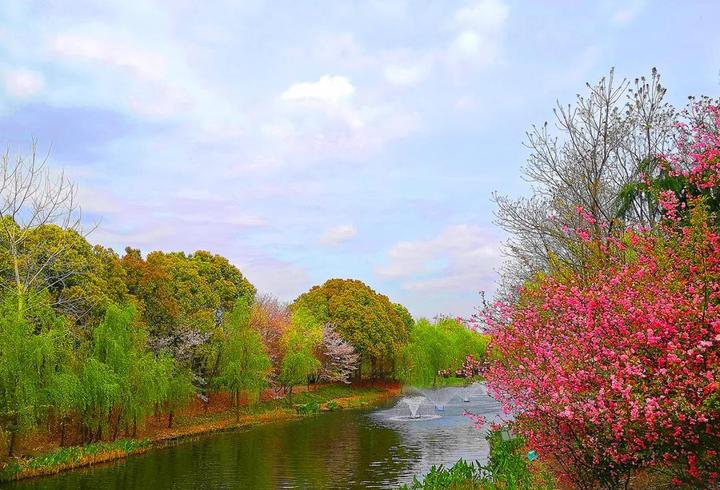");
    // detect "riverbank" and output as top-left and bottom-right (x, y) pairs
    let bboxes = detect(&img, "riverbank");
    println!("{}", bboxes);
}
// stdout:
(0, 383), (399, 483)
